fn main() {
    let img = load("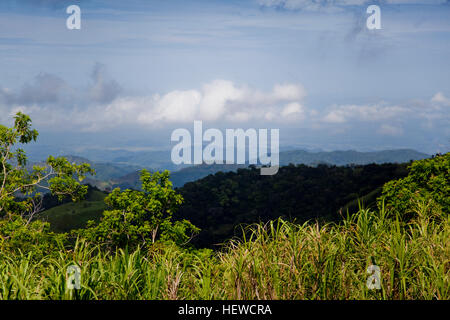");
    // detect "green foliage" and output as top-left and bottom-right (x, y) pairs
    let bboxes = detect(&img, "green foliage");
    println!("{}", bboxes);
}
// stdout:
(0, 113), (94, 217)
(0, 112), (94, 255)
(177, 163), (409, 247)
(379, 153), (449, 219)
(30, 162), (411, 249)
(0, 113), (446, 300)
(0, 204), (448, 300)
(78, 170), (199, 249)
(0, 216), (66, 258)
